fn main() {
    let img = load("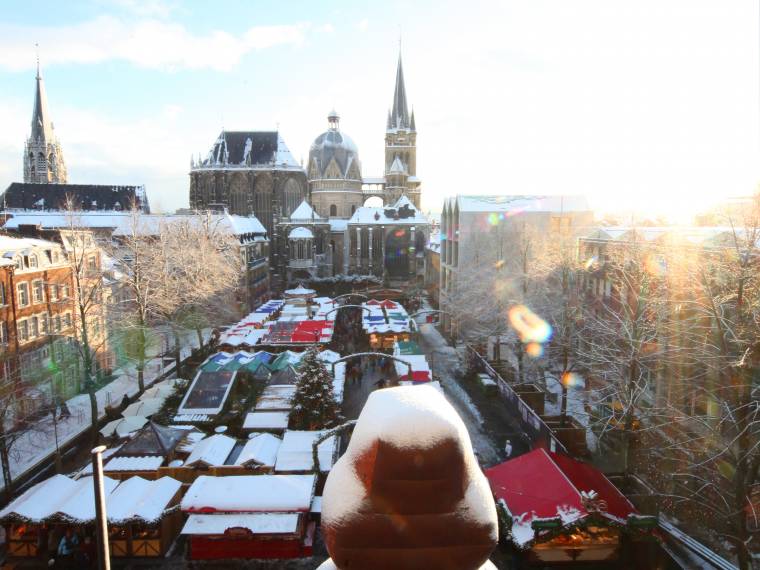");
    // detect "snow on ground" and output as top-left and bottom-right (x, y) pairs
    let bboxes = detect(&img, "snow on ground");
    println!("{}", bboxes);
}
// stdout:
(2, 328), (210, 491)
(413, 307), (499, 466)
